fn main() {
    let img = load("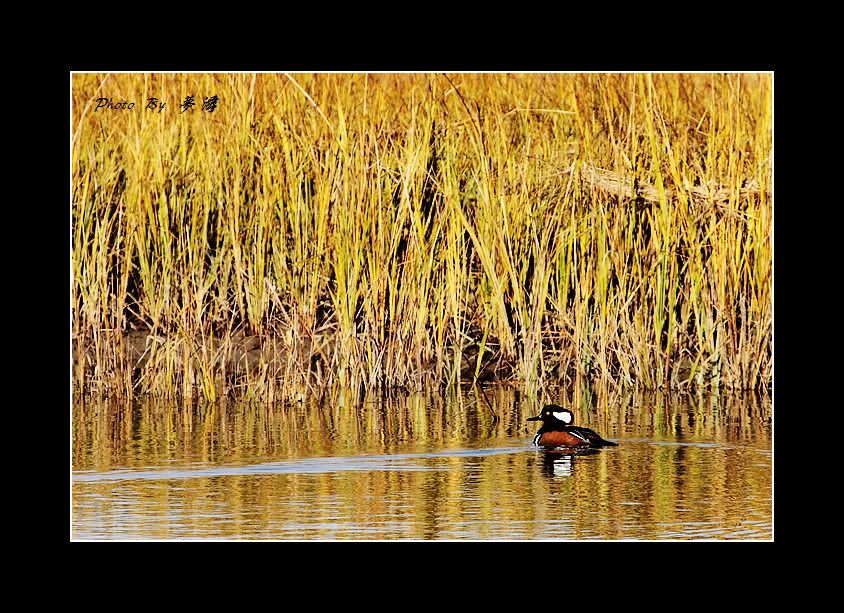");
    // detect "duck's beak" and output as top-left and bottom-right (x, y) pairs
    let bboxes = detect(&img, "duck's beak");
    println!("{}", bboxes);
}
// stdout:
(527, 415), (541, 421)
